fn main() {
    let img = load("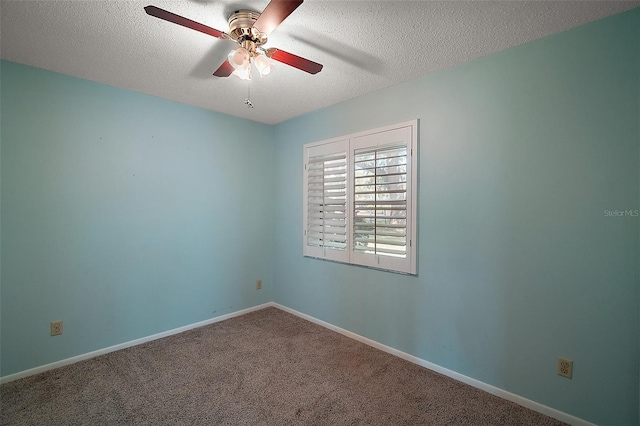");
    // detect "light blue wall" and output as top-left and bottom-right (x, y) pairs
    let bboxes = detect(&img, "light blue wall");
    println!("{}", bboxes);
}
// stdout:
(273, 9), (639, 426)
(0, 61), (274, 376)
